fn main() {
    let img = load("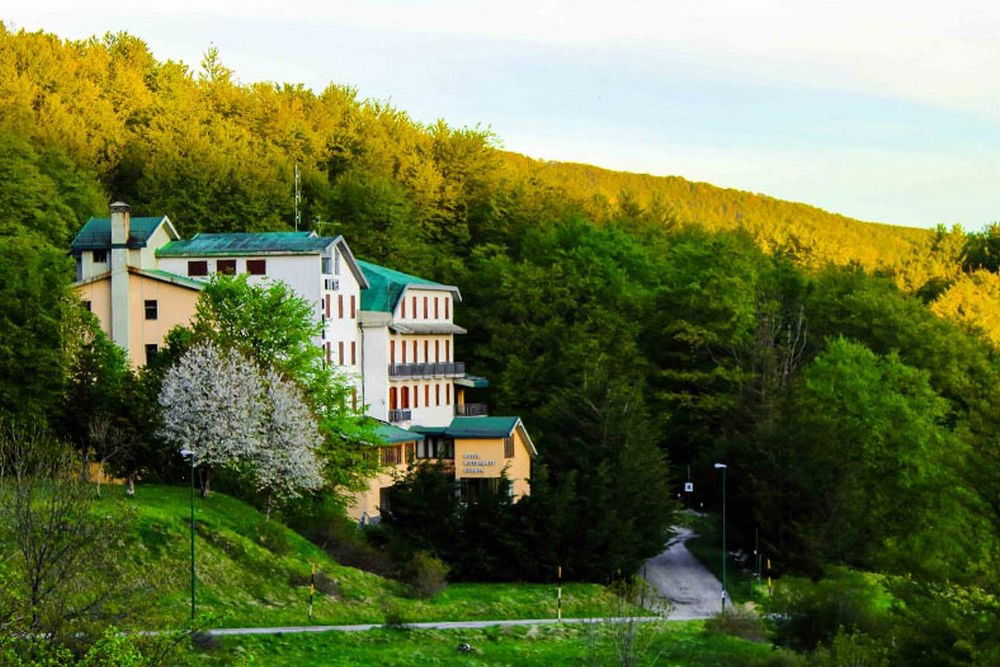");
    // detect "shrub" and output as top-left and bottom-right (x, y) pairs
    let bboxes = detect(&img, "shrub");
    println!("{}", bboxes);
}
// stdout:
(403, 551), (449, 599)
(764, 569), (890, 652)
(705, 606), (768, 642)
(256, 520), (292, 556)
(809, 630), (889, 667)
